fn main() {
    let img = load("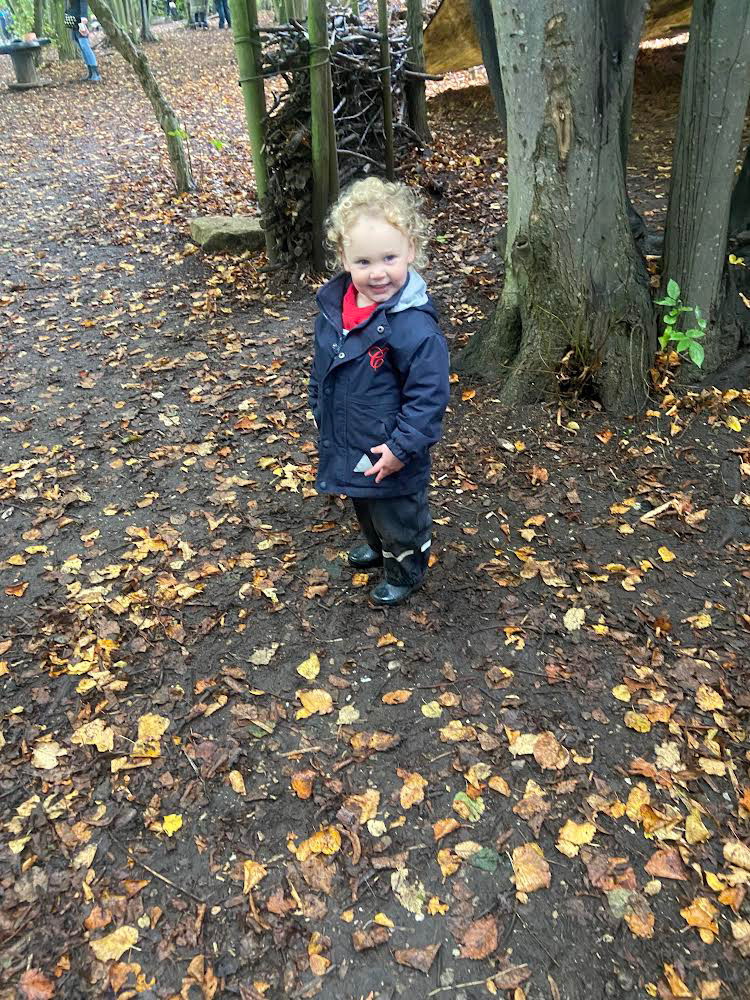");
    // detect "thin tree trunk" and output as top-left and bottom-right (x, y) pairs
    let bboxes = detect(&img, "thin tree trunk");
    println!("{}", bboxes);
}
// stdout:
(378, 0), (394, 180)
(33, 0), (44, 37)
(405, 0), (430, 143)
(140, 0), (156, 41)
(54, 0), (78, 60)
(90, 0), (195, 192)
(469, 0), (505, 131)
(460, 0), (654, 415)
(229, 0), (276, 261)
(309, 0), (331, 269)
(662, 1), (750, 377)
